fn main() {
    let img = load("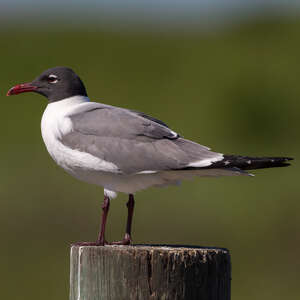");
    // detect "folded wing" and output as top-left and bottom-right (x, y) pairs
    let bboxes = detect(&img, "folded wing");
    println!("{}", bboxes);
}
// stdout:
(61, 105), (223, 174)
